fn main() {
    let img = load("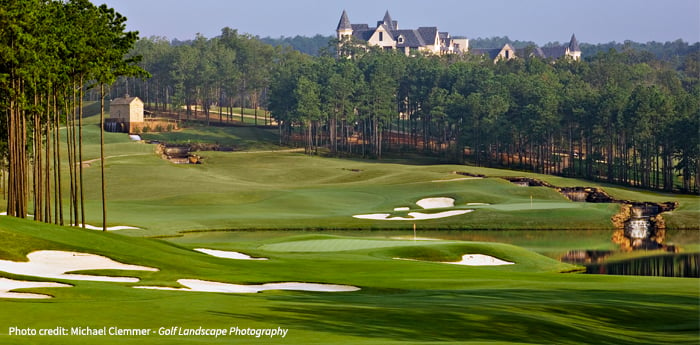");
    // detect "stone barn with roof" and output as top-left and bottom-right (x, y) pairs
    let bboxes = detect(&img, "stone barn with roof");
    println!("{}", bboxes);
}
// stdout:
(107, 95), (144, 133)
